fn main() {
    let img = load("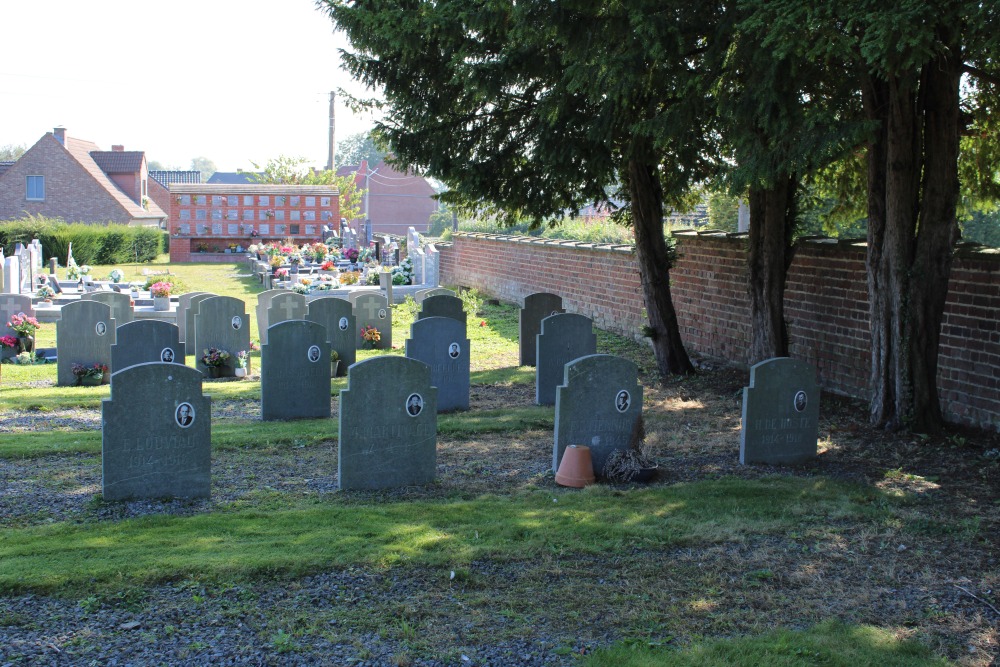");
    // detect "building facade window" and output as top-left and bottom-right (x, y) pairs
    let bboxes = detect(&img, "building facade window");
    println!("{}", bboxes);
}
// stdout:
(26, 175), (45, 201)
